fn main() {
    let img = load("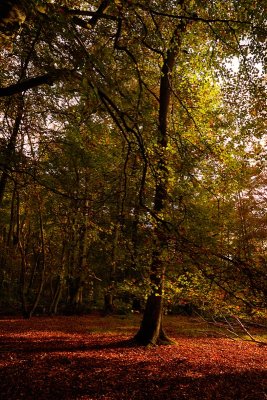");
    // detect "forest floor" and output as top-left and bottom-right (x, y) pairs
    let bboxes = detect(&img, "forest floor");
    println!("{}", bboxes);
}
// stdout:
(0, 314), (266, 400)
